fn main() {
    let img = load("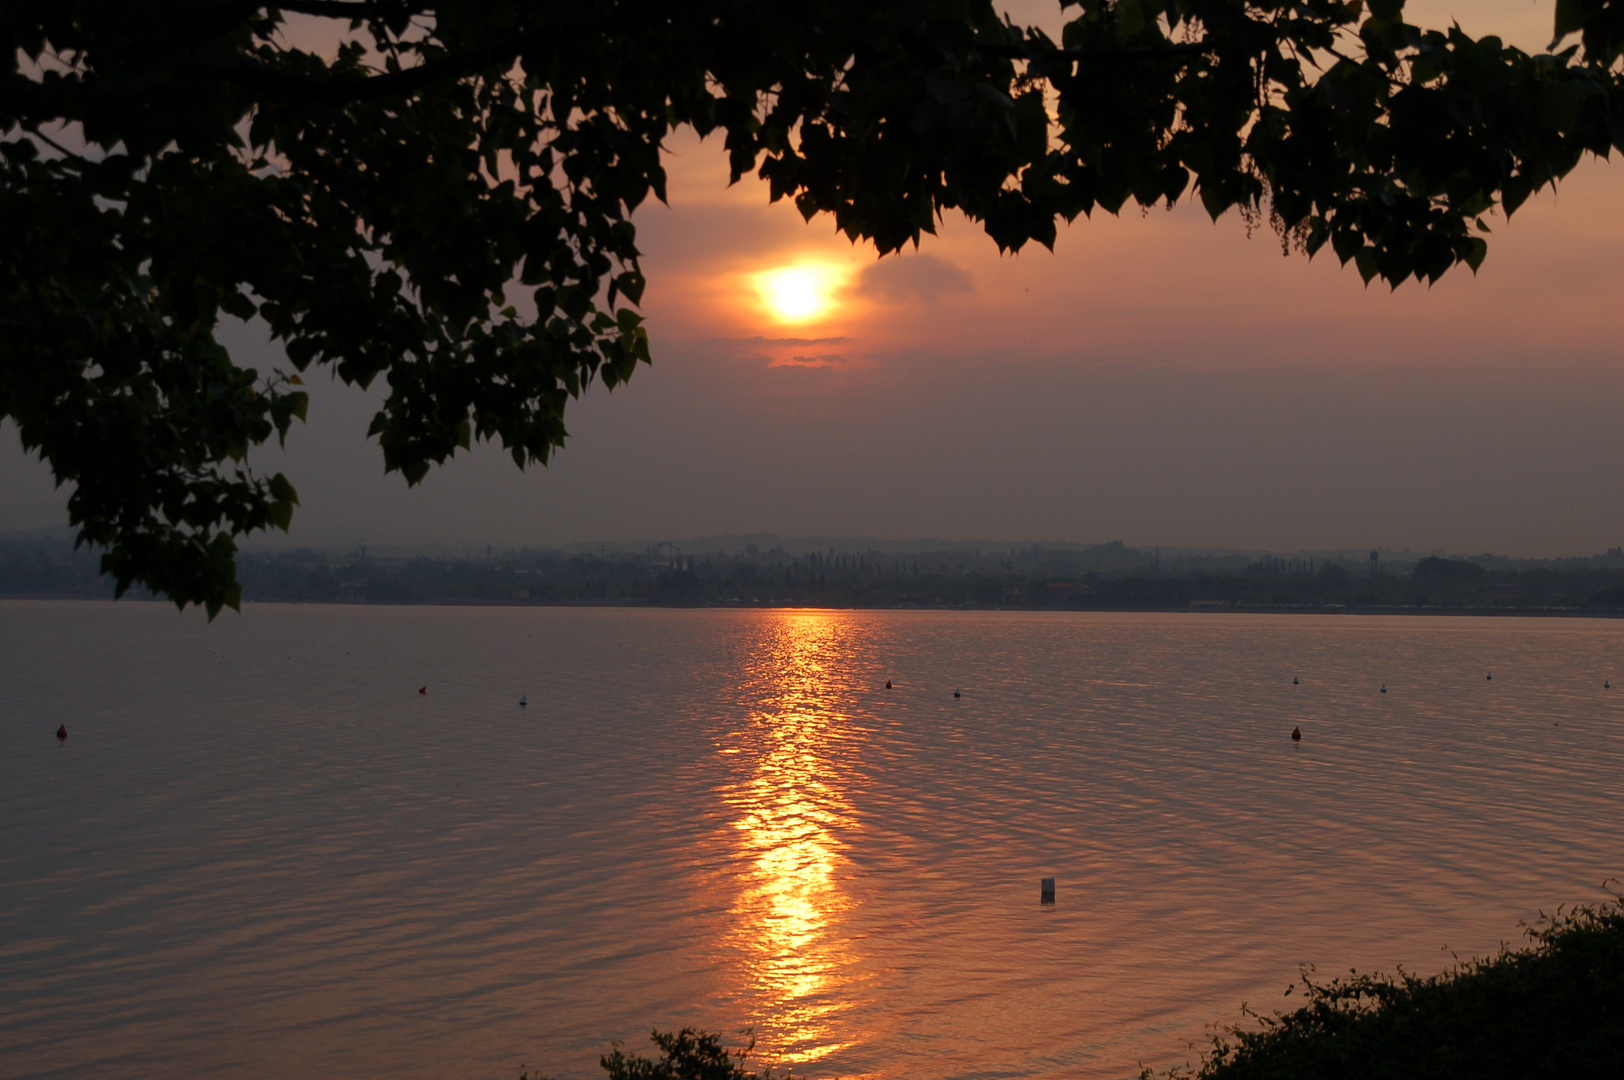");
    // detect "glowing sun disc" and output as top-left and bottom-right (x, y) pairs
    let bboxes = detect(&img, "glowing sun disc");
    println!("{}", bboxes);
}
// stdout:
(757, 265), (839, 322)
